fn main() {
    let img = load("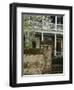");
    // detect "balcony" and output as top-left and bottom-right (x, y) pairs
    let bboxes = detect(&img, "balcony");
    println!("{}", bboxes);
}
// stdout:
(24, 21), (63, 32)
